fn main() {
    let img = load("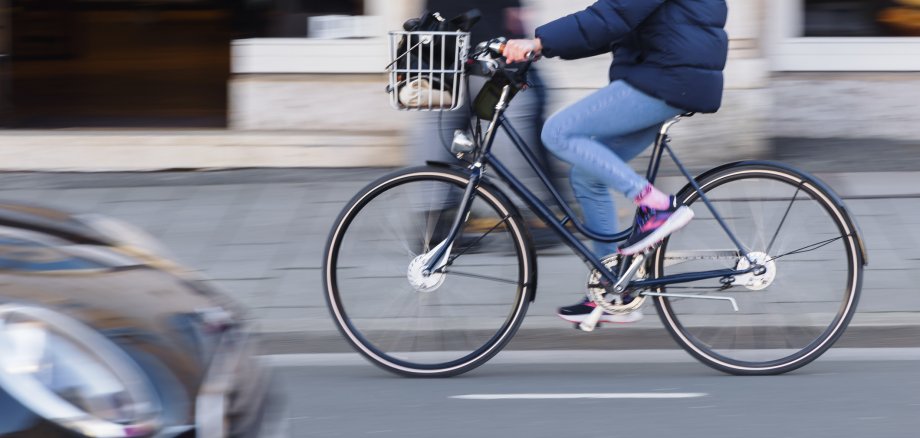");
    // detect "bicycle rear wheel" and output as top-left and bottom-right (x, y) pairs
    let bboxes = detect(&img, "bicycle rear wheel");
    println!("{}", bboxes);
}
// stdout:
(324, 166), (535, 377)
(651, 162), (864, 375)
